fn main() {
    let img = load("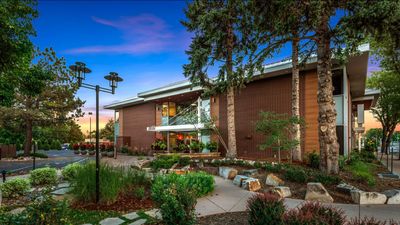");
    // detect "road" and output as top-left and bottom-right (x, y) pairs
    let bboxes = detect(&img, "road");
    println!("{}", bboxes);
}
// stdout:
(0, 150), (90, 173)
